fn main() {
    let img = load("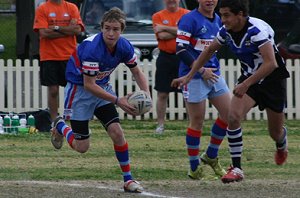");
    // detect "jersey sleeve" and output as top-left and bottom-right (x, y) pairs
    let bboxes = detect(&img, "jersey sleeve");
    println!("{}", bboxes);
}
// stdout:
(251, 27), (271, 48)
(216, 27), (227, 45)
(78, 42), (99, 77)
(152, 12), (161, 25)
(152, 12), (161, 39)
(176, 14), (193, 45)
(33, 5), (48, 32)
(122, 40), (138, 68)
(68, 2), (85, 31)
